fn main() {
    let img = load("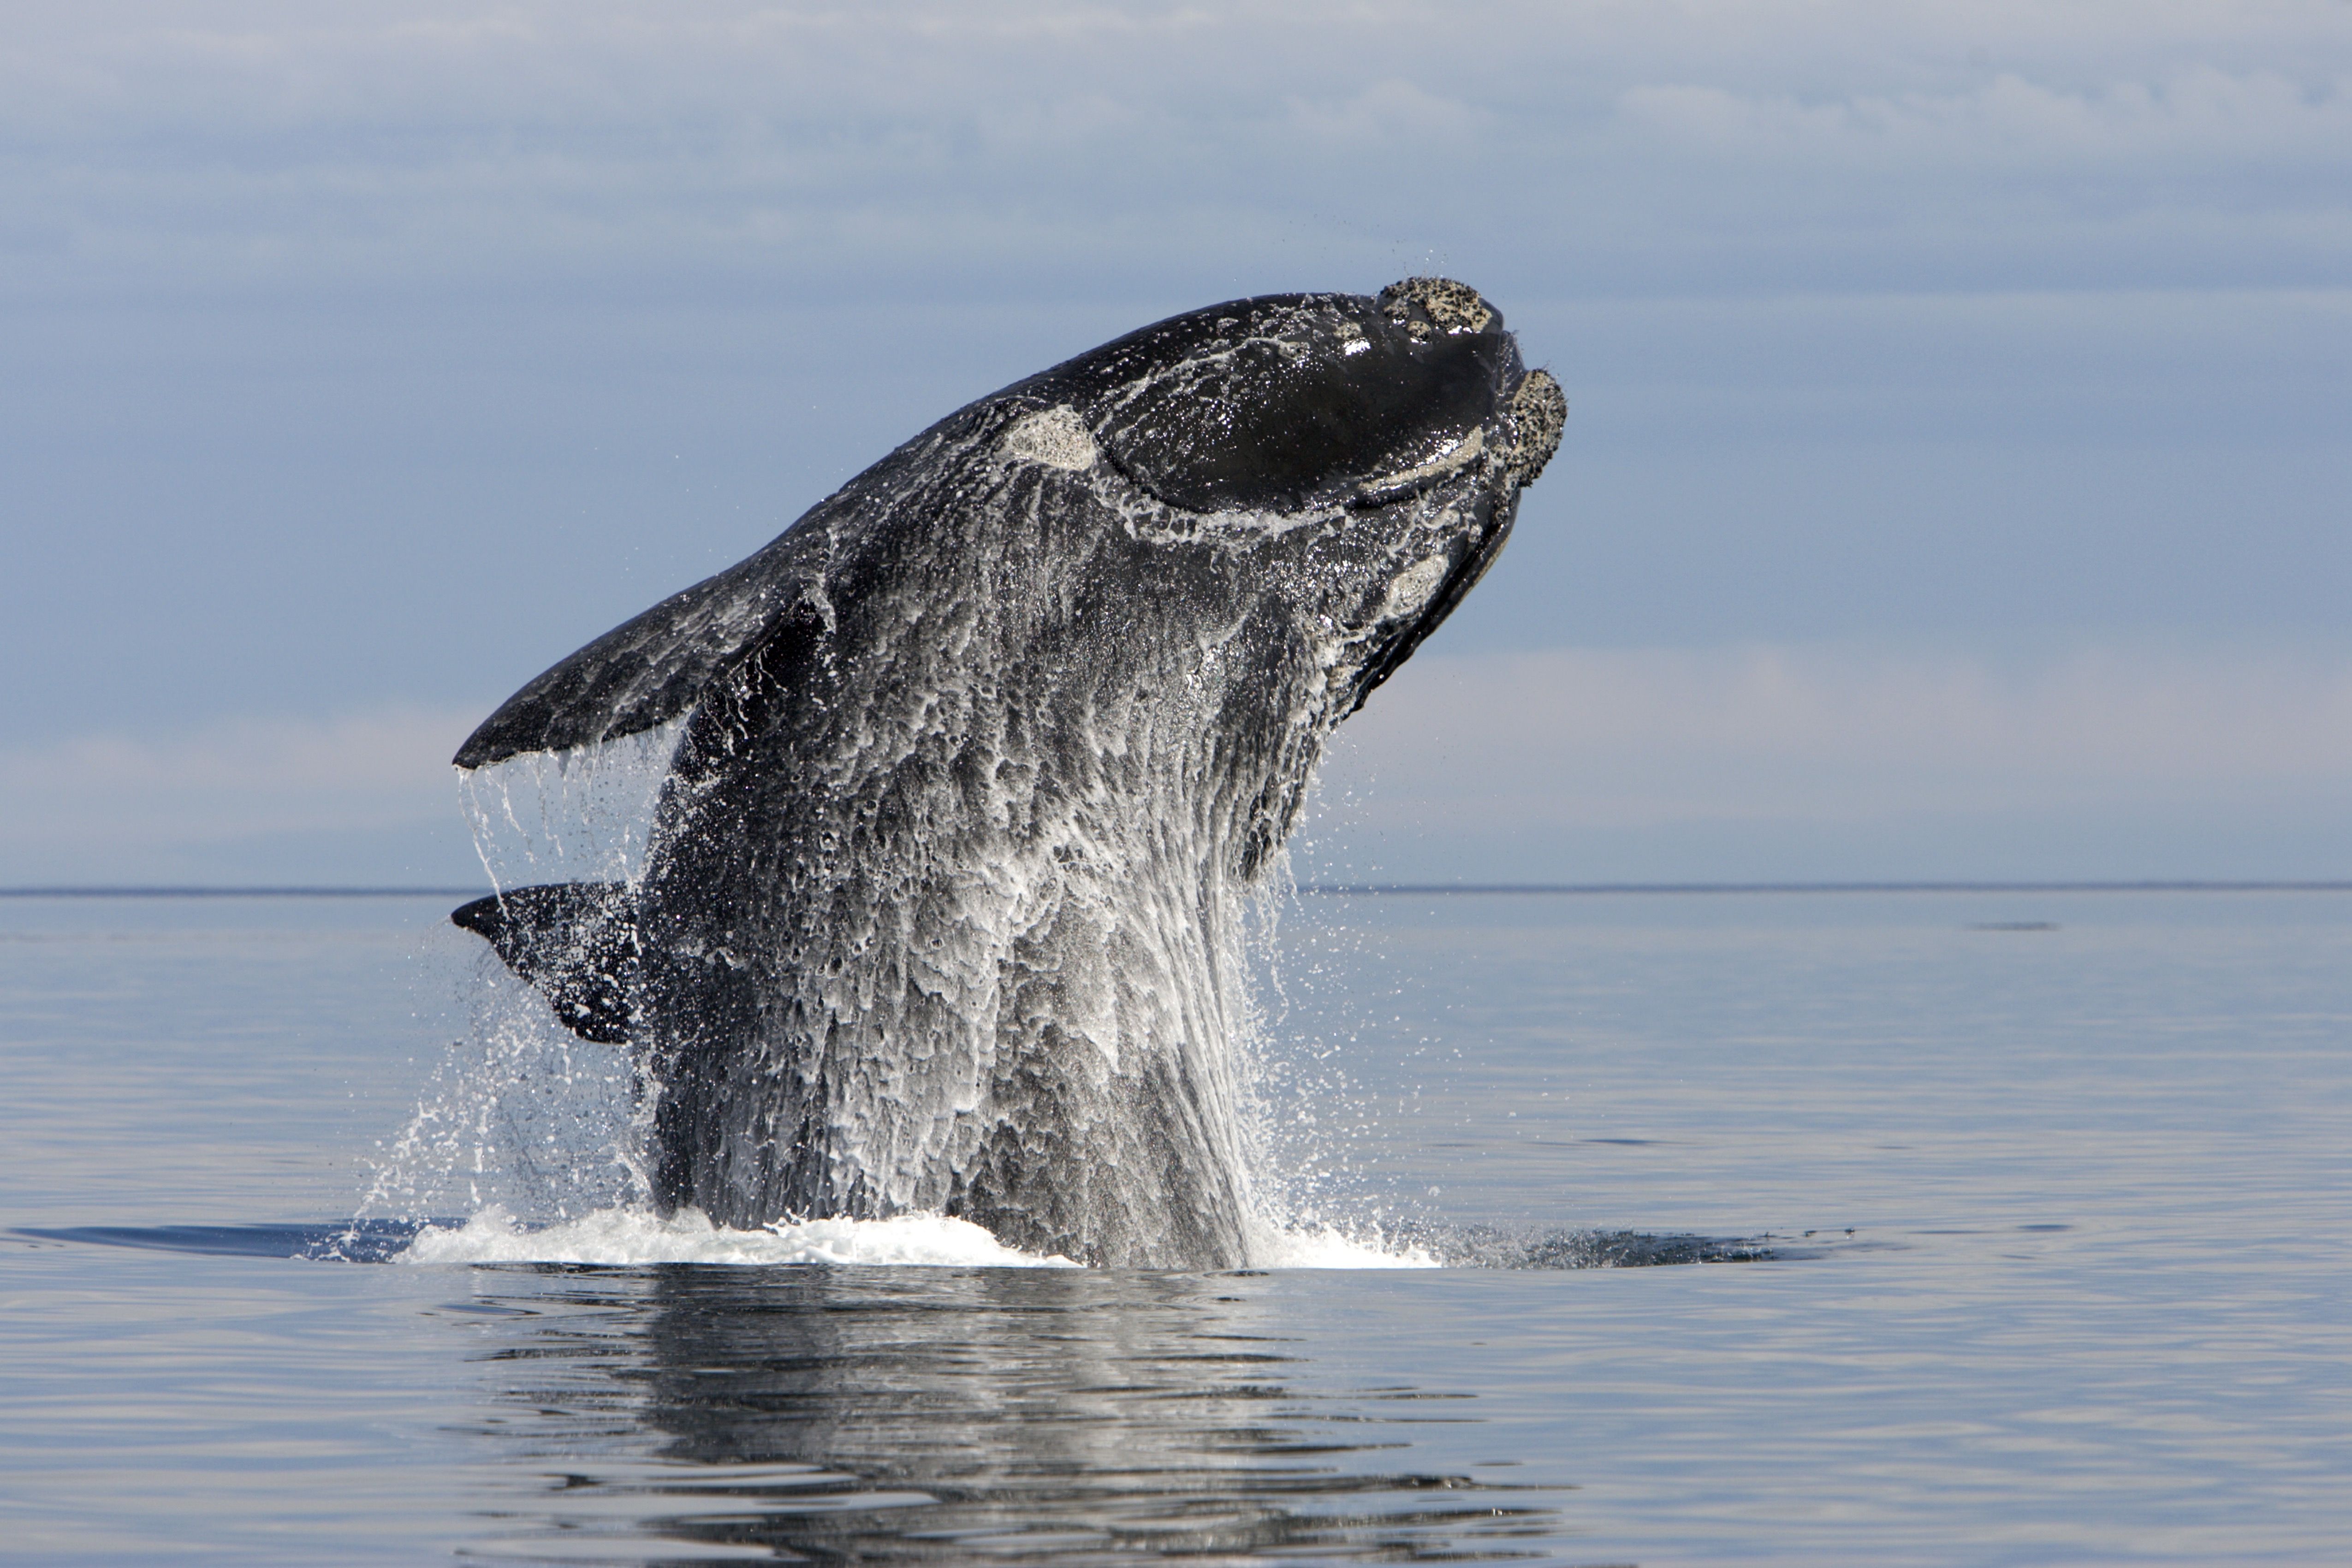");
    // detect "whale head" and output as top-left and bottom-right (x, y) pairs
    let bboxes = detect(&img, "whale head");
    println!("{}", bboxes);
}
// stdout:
(972, 277), (1564, 872)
